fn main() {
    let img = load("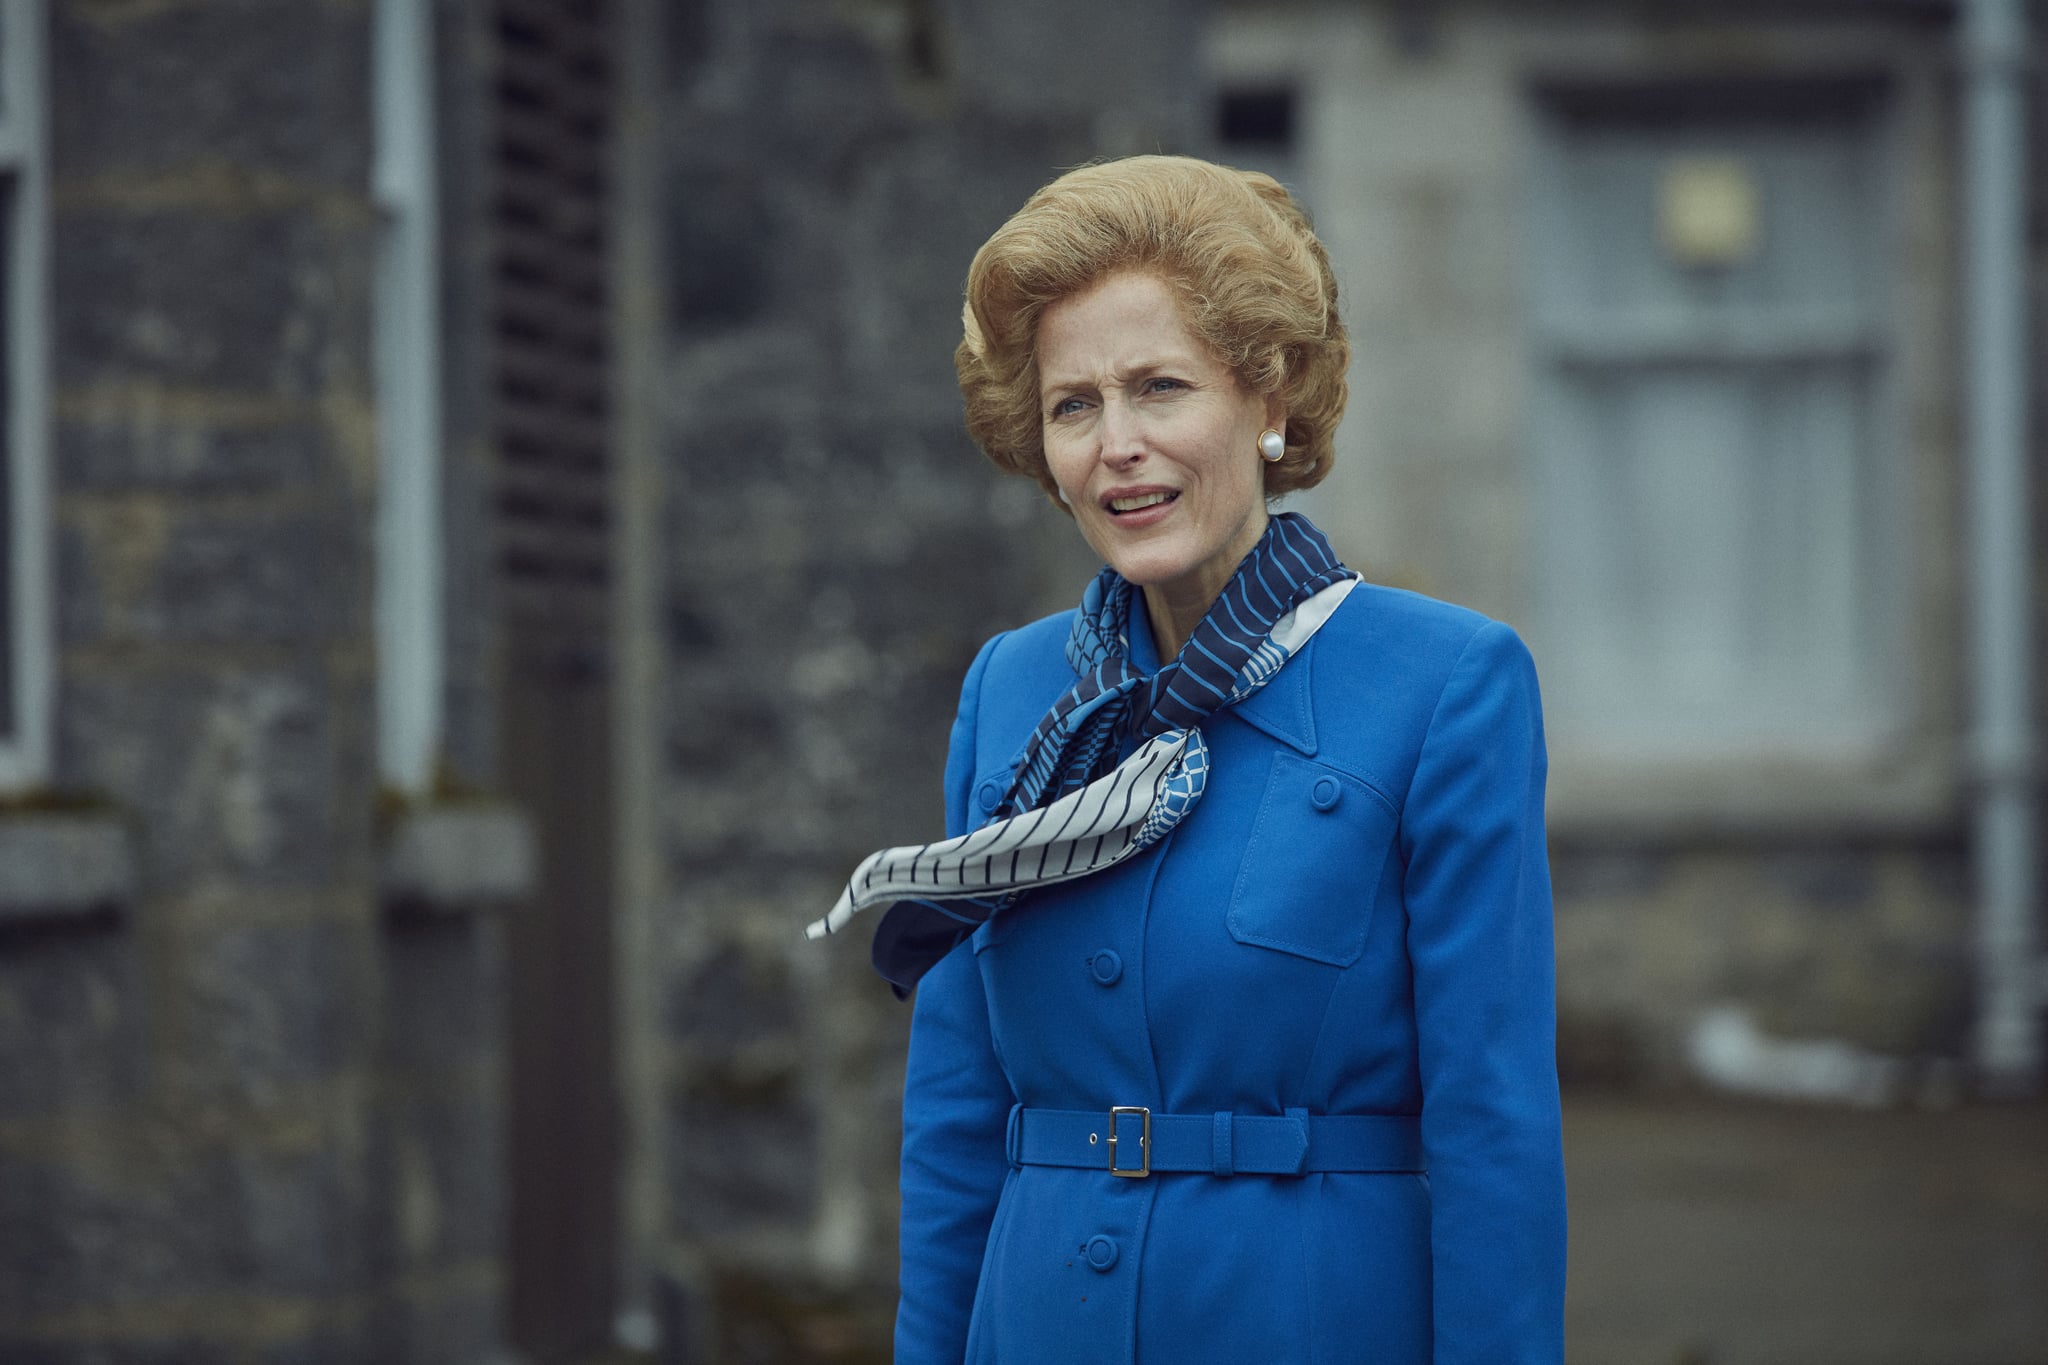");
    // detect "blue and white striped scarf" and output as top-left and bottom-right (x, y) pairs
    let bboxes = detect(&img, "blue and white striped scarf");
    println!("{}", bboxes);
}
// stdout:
(806, 513), (1356, 993)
